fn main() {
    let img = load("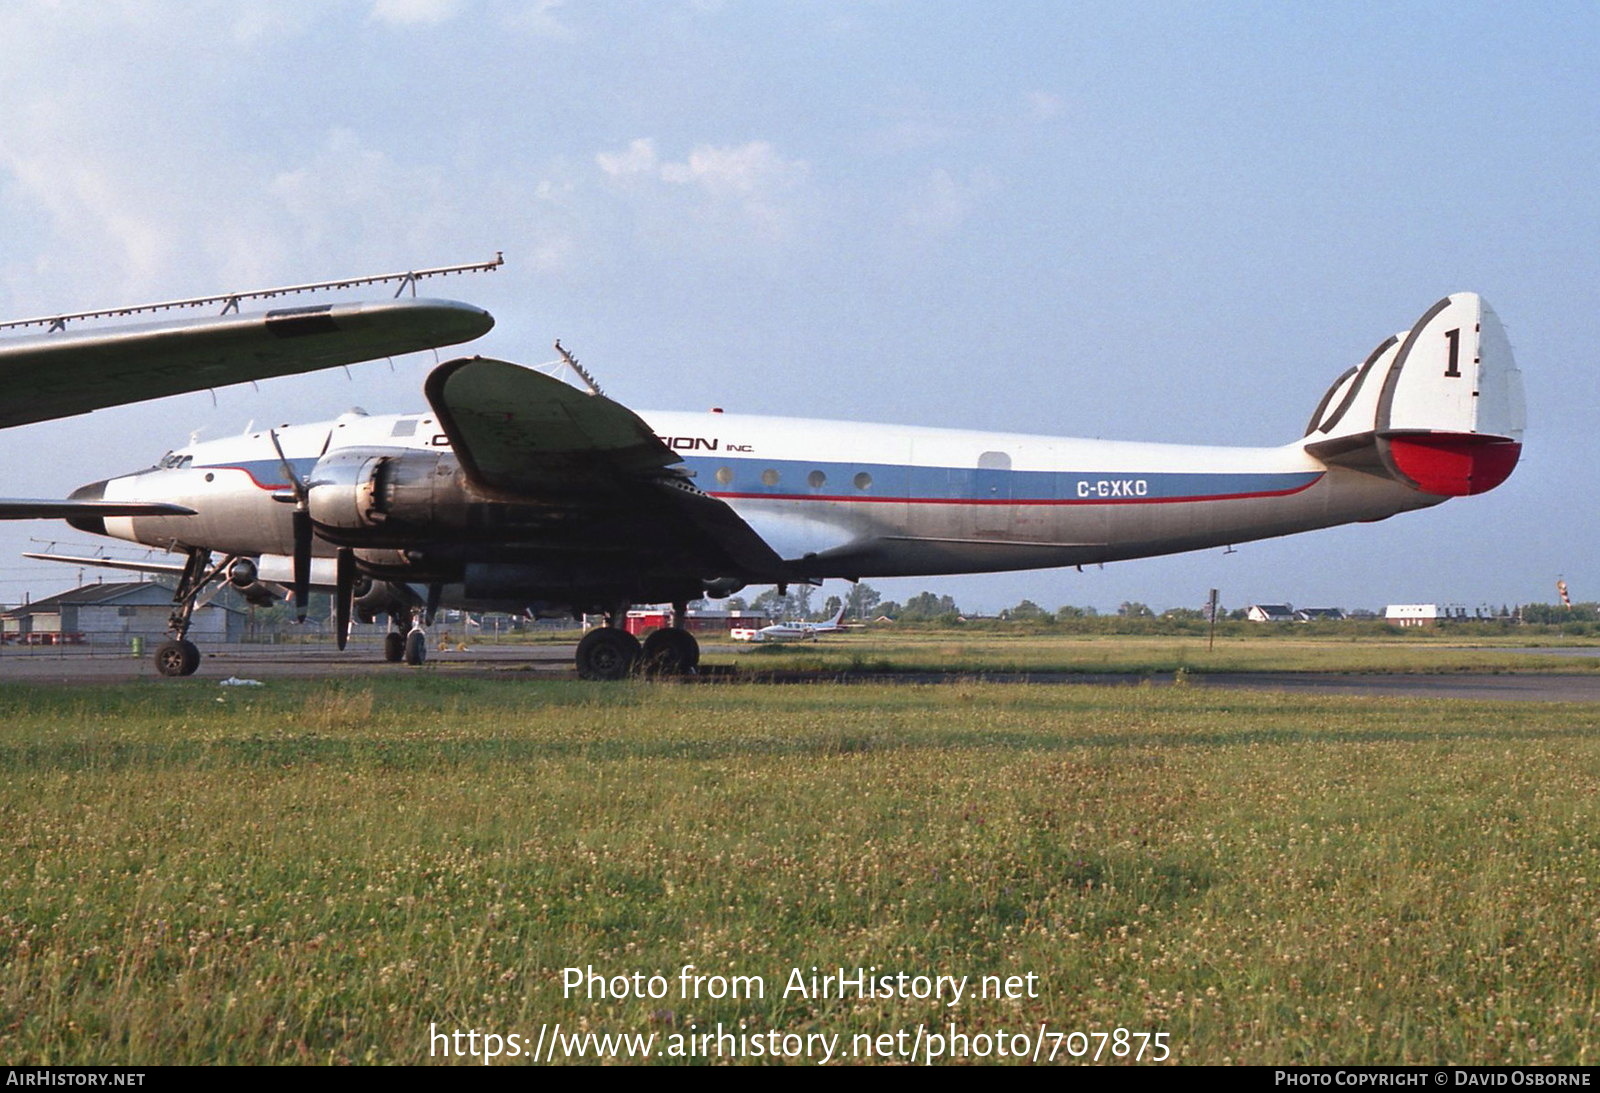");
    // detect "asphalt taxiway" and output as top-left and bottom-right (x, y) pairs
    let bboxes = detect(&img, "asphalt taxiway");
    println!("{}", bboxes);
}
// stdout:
(3, 642), (1600, 701)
